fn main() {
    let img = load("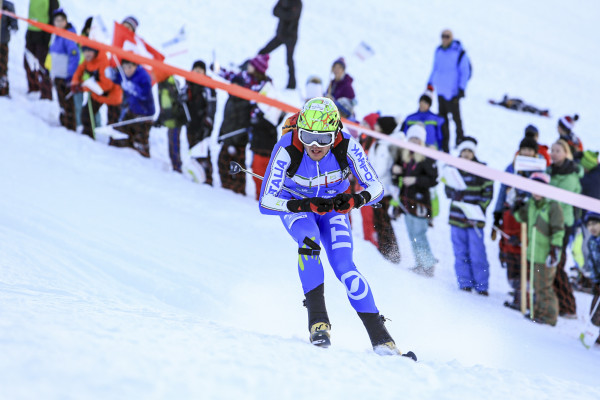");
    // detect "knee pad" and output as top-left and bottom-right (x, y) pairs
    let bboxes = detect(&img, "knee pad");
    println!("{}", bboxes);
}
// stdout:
(298, 236), (321, 256)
